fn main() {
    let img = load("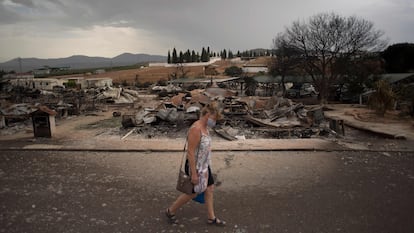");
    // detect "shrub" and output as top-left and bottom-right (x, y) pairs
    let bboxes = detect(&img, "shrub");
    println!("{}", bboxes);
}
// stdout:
(368, 80), (395, 116)
(157, 79), (168, 86)
(224, 66), (243, 76)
